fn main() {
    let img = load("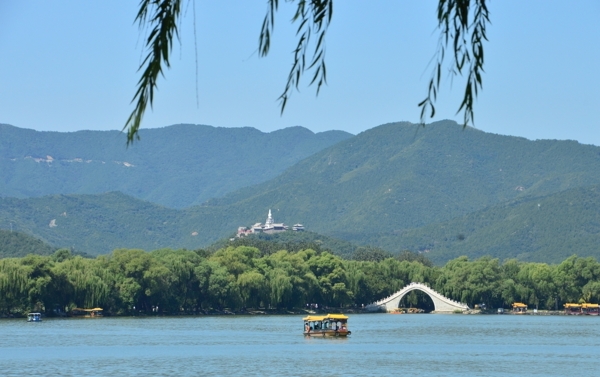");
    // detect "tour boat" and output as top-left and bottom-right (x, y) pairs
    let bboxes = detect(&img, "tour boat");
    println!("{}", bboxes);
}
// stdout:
(581, 303), (599, 316)
(27, 313), (42, 322)
(564, 303), (582, 315)
(511, 302), (527, 314)
(303, 314), (351, 337)
(71, 307), (104, 317)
